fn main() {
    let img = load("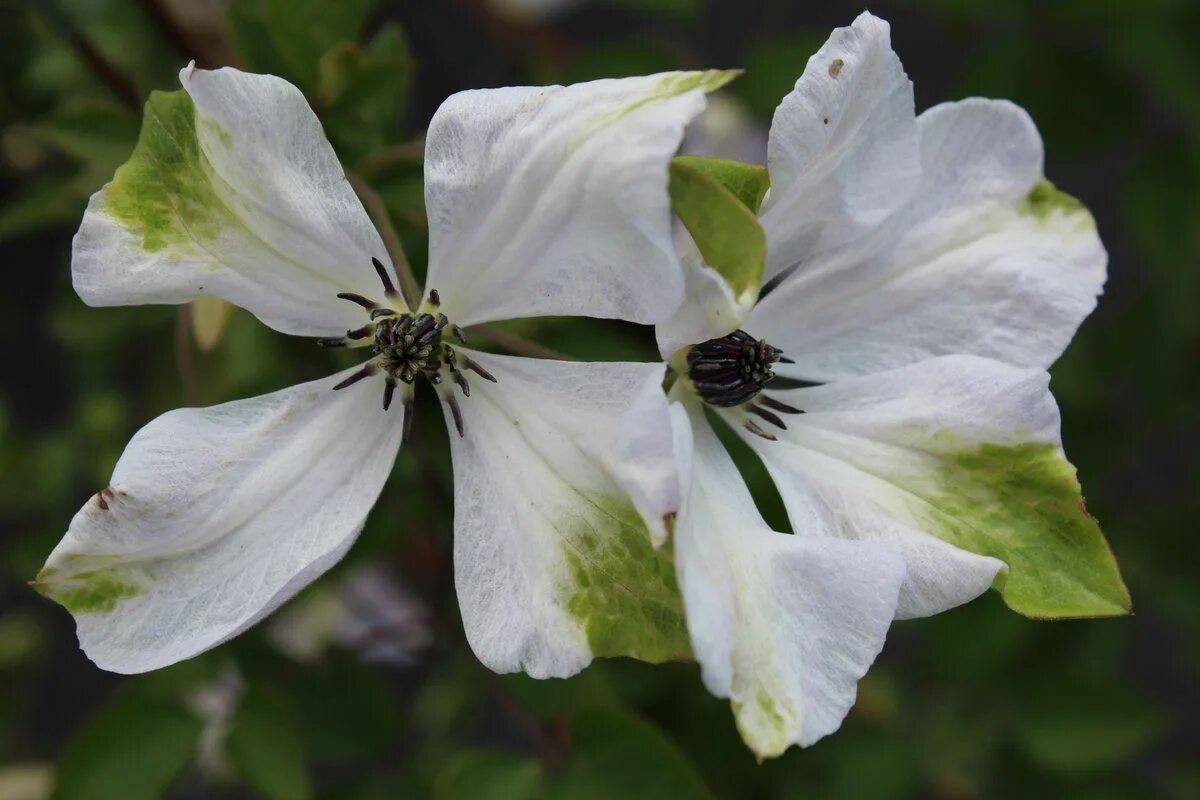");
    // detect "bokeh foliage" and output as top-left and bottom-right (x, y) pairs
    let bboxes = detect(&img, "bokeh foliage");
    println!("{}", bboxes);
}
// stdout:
(1, 0), (1198, 798)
